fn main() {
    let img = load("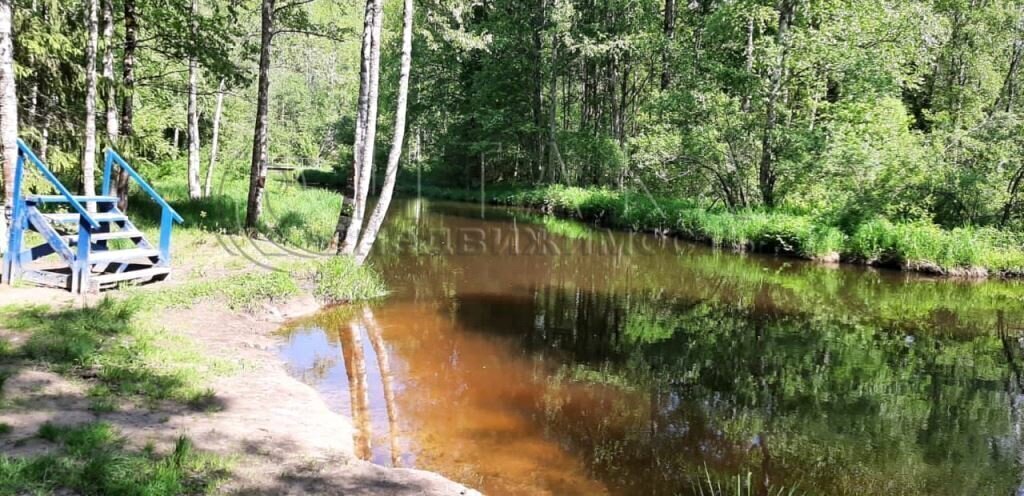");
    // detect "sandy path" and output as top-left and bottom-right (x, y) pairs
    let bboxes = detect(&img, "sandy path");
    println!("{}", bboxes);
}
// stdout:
(0, 285), (480, 495)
